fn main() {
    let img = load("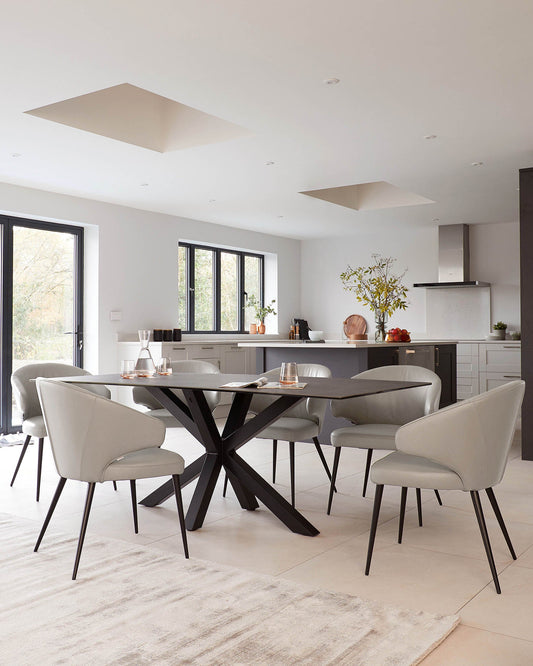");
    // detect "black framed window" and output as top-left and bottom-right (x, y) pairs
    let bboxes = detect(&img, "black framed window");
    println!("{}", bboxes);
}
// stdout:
(178, 242), (264, 333)
(0, 216), (83, 433)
